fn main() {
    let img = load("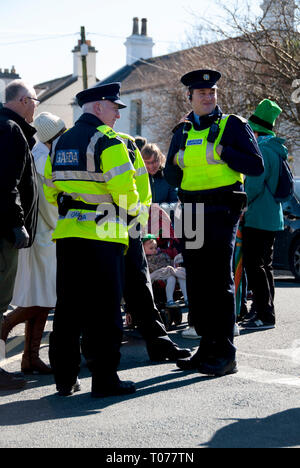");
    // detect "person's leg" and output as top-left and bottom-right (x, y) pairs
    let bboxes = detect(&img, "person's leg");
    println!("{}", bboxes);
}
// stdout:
(0, 239), (18, 336)
(0, 238), (26, 389)
(165, 276), (176, 302)
(1, 306), (40, 342)
(177, 278), (188, 303)
(179, 205), (240, 374)
(49, 238), (83, 391)
(21, 307), (52, 374)
(243, 228), (276, 325)
(123, 236), (191, 361)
